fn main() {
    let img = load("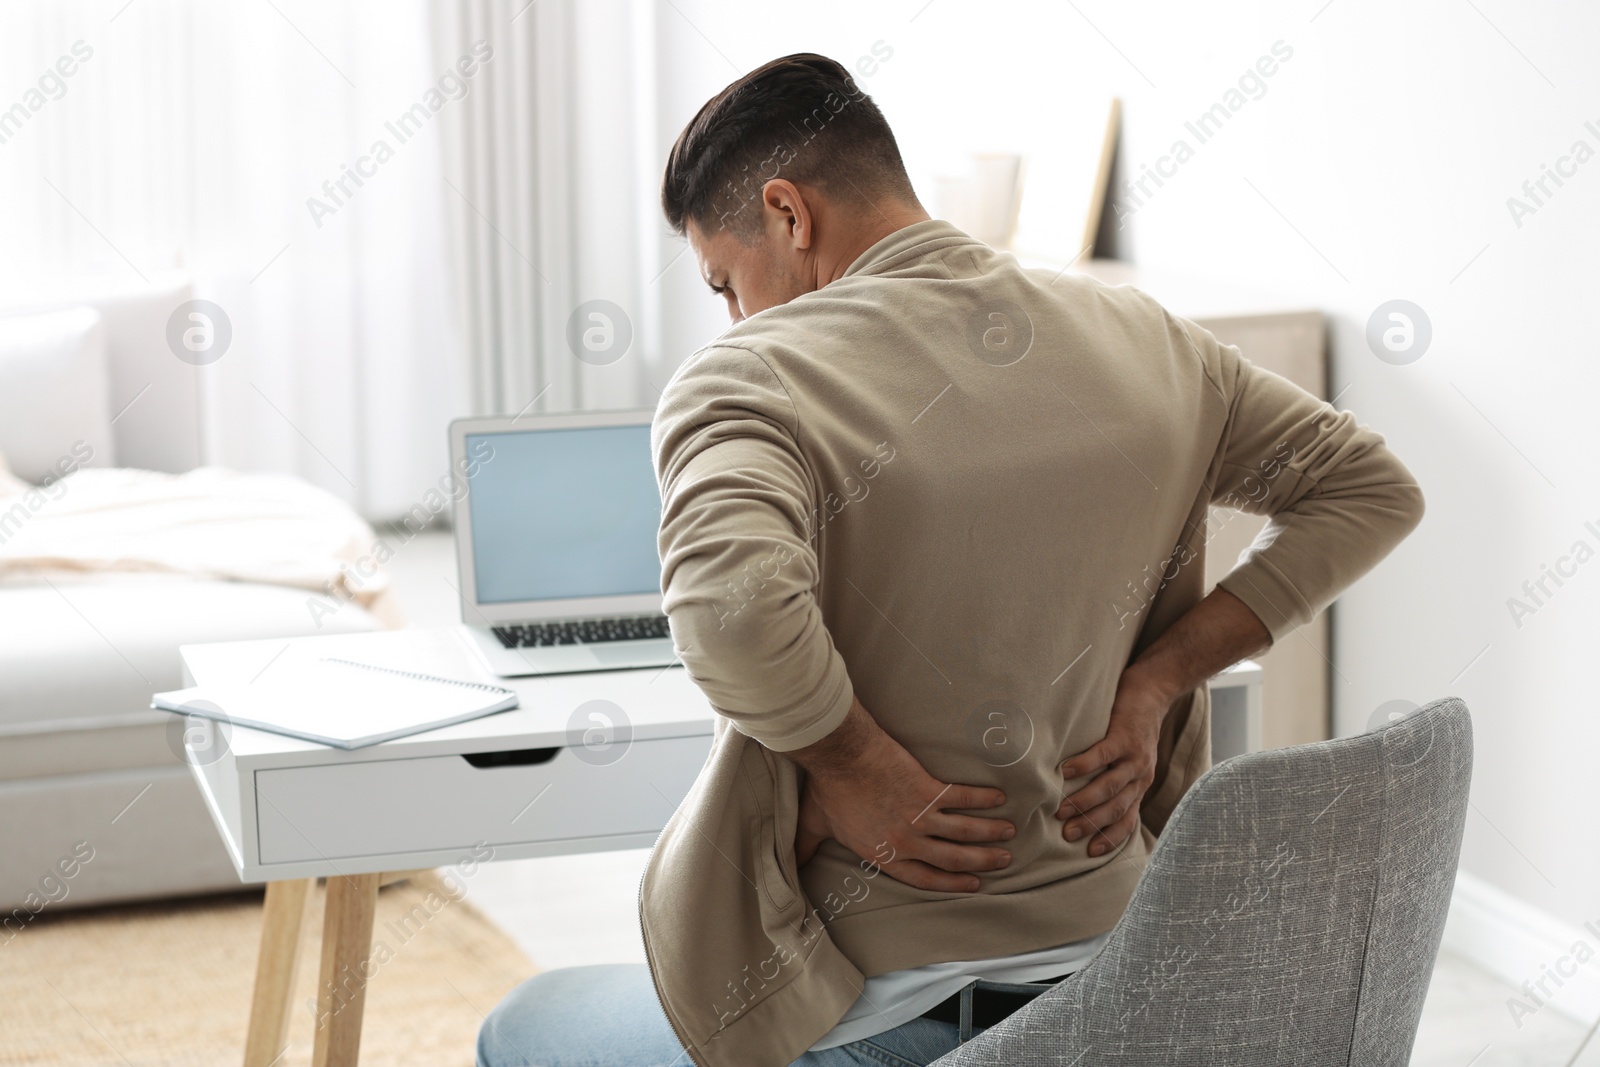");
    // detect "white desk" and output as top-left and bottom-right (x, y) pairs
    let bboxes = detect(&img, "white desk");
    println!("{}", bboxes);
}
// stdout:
(180, 627), (715, 884)
(1210, 658), (1264, 762)
(177, 626), (715, 1067)
(173, 627), (1260, 1067)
